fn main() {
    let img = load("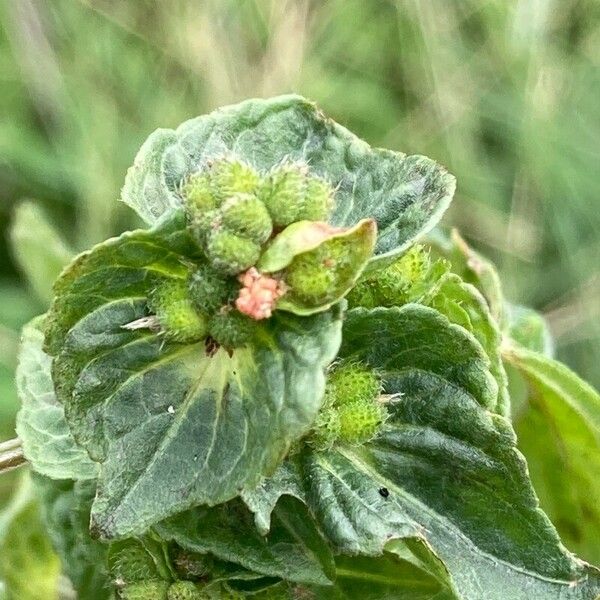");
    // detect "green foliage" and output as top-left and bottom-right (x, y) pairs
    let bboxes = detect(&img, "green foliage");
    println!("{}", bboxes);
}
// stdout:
(9, 201), (74, 306)
(15, 318), (97, 480)
(0, 476), (61, 600)
(32, 475), (110, 600)
(505, 345), (600, 564)
(149, 279), (209, 343)
(5, 89), (600, 600)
